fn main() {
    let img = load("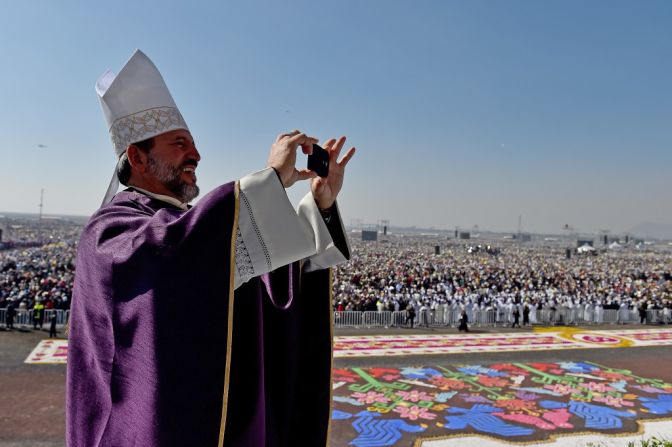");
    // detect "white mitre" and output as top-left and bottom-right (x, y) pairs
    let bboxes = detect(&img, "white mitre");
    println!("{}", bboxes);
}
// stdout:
(96, 49), (189, 206)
